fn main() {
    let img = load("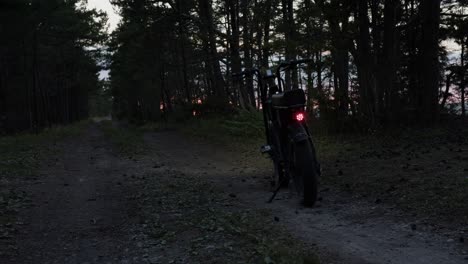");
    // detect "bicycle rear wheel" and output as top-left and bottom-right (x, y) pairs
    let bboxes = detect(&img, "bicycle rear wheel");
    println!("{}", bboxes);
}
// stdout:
(290, 139), (319, 207)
